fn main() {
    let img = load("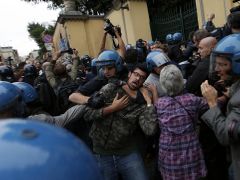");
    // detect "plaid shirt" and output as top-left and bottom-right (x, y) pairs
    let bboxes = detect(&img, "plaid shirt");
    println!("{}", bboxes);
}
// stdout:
(155, 93), (208, 180)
